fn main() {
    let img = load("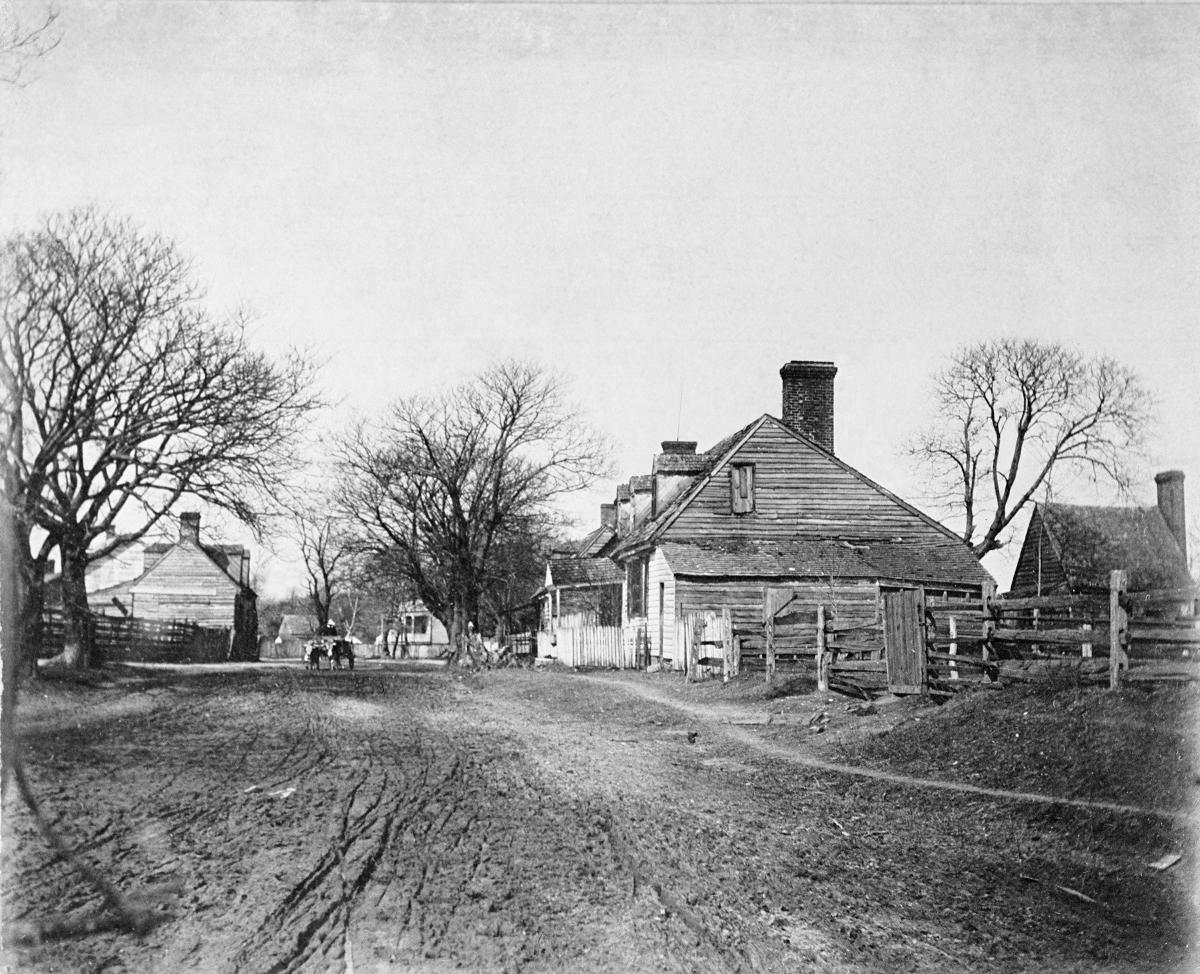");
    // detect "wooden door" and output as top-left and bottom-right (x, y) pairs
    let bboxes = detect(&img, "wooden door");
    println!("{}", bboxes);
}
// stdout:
(884, 588), (927, 694)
